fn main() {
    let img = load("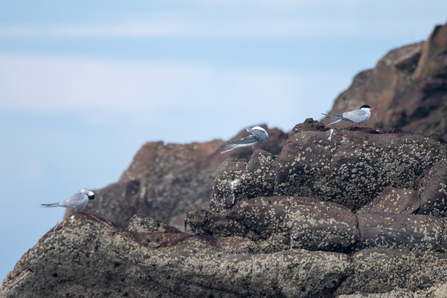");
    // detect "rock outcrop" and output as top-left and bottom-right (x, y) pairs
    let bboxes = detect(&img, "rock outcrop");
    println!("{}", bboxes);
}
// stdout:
(4, 120), (447, 297)
(64, 125), (288, 230)
(212, 119), (447, 213)
(322, 22), (447, 140)
(4, 23), (447, 298)
(1, 213), (353, 298)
